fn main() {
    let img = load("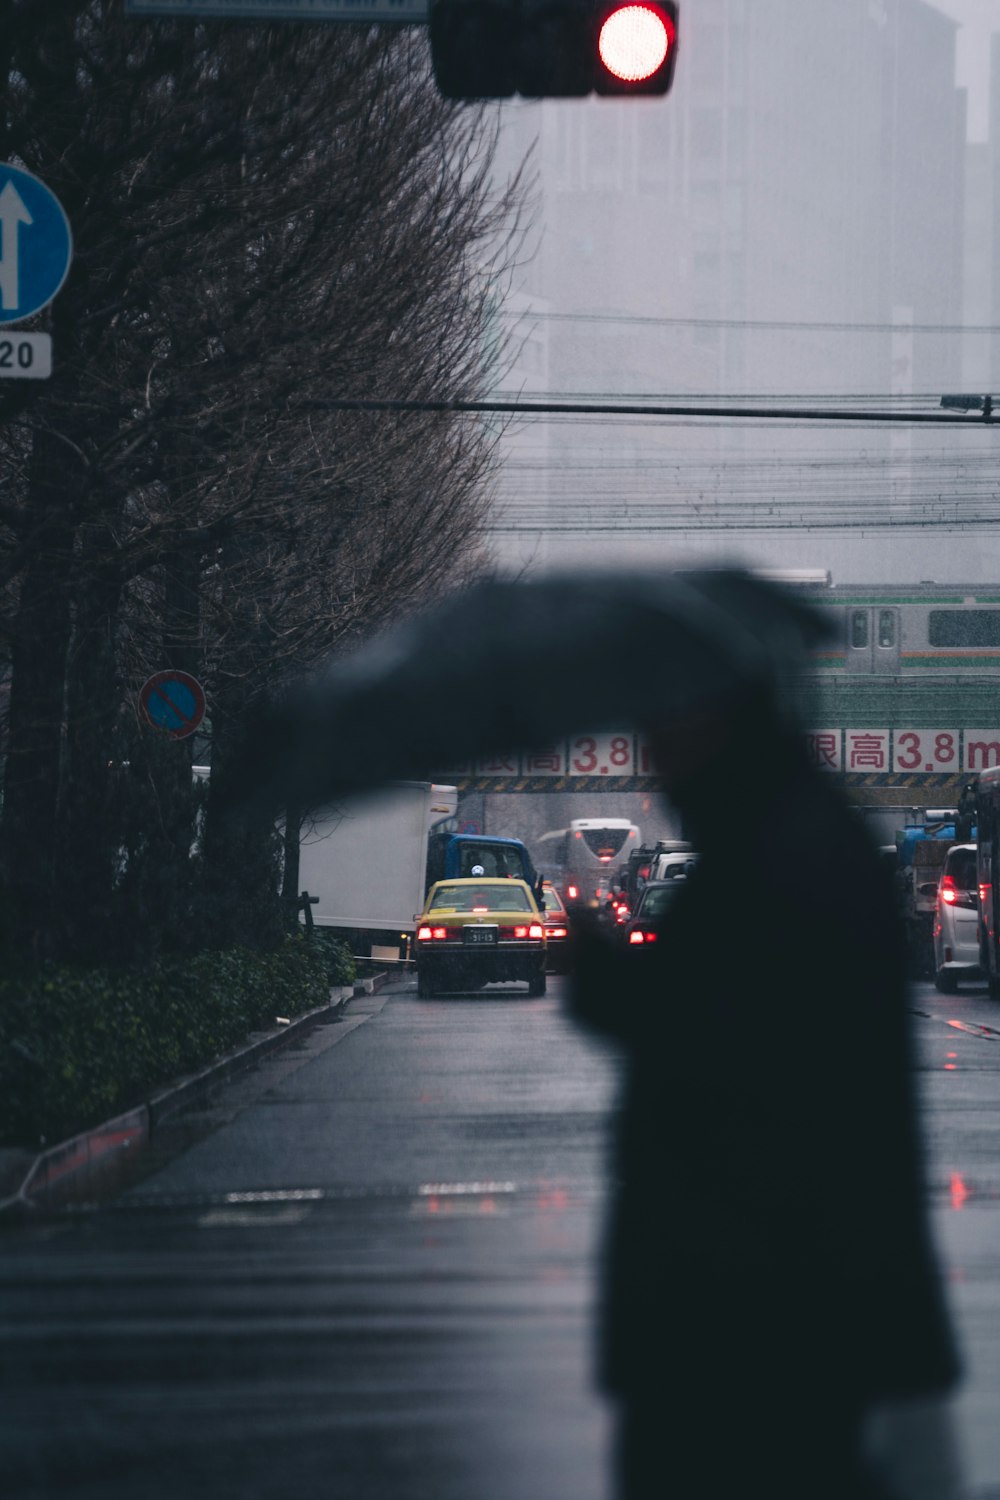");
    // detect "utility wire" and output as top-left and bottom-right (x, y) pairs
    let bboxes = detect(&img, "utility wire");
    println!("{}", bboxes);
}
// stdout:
(311, 396), (998, 427)
(496, 309), (1000, 336)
